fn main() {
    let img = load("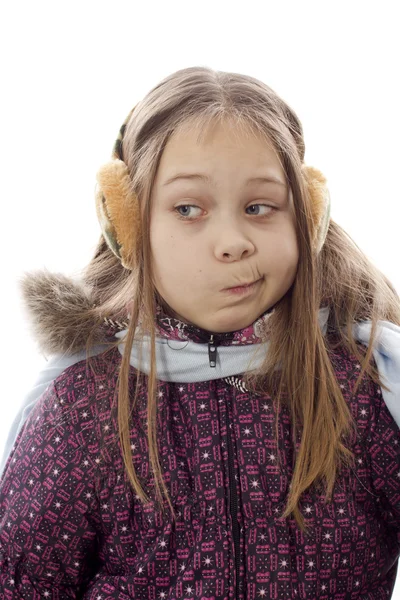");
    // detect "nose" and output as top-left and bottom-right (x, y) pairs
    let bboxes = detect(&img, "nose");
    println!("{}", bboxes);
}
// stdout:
(214, 220), (256, 262)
